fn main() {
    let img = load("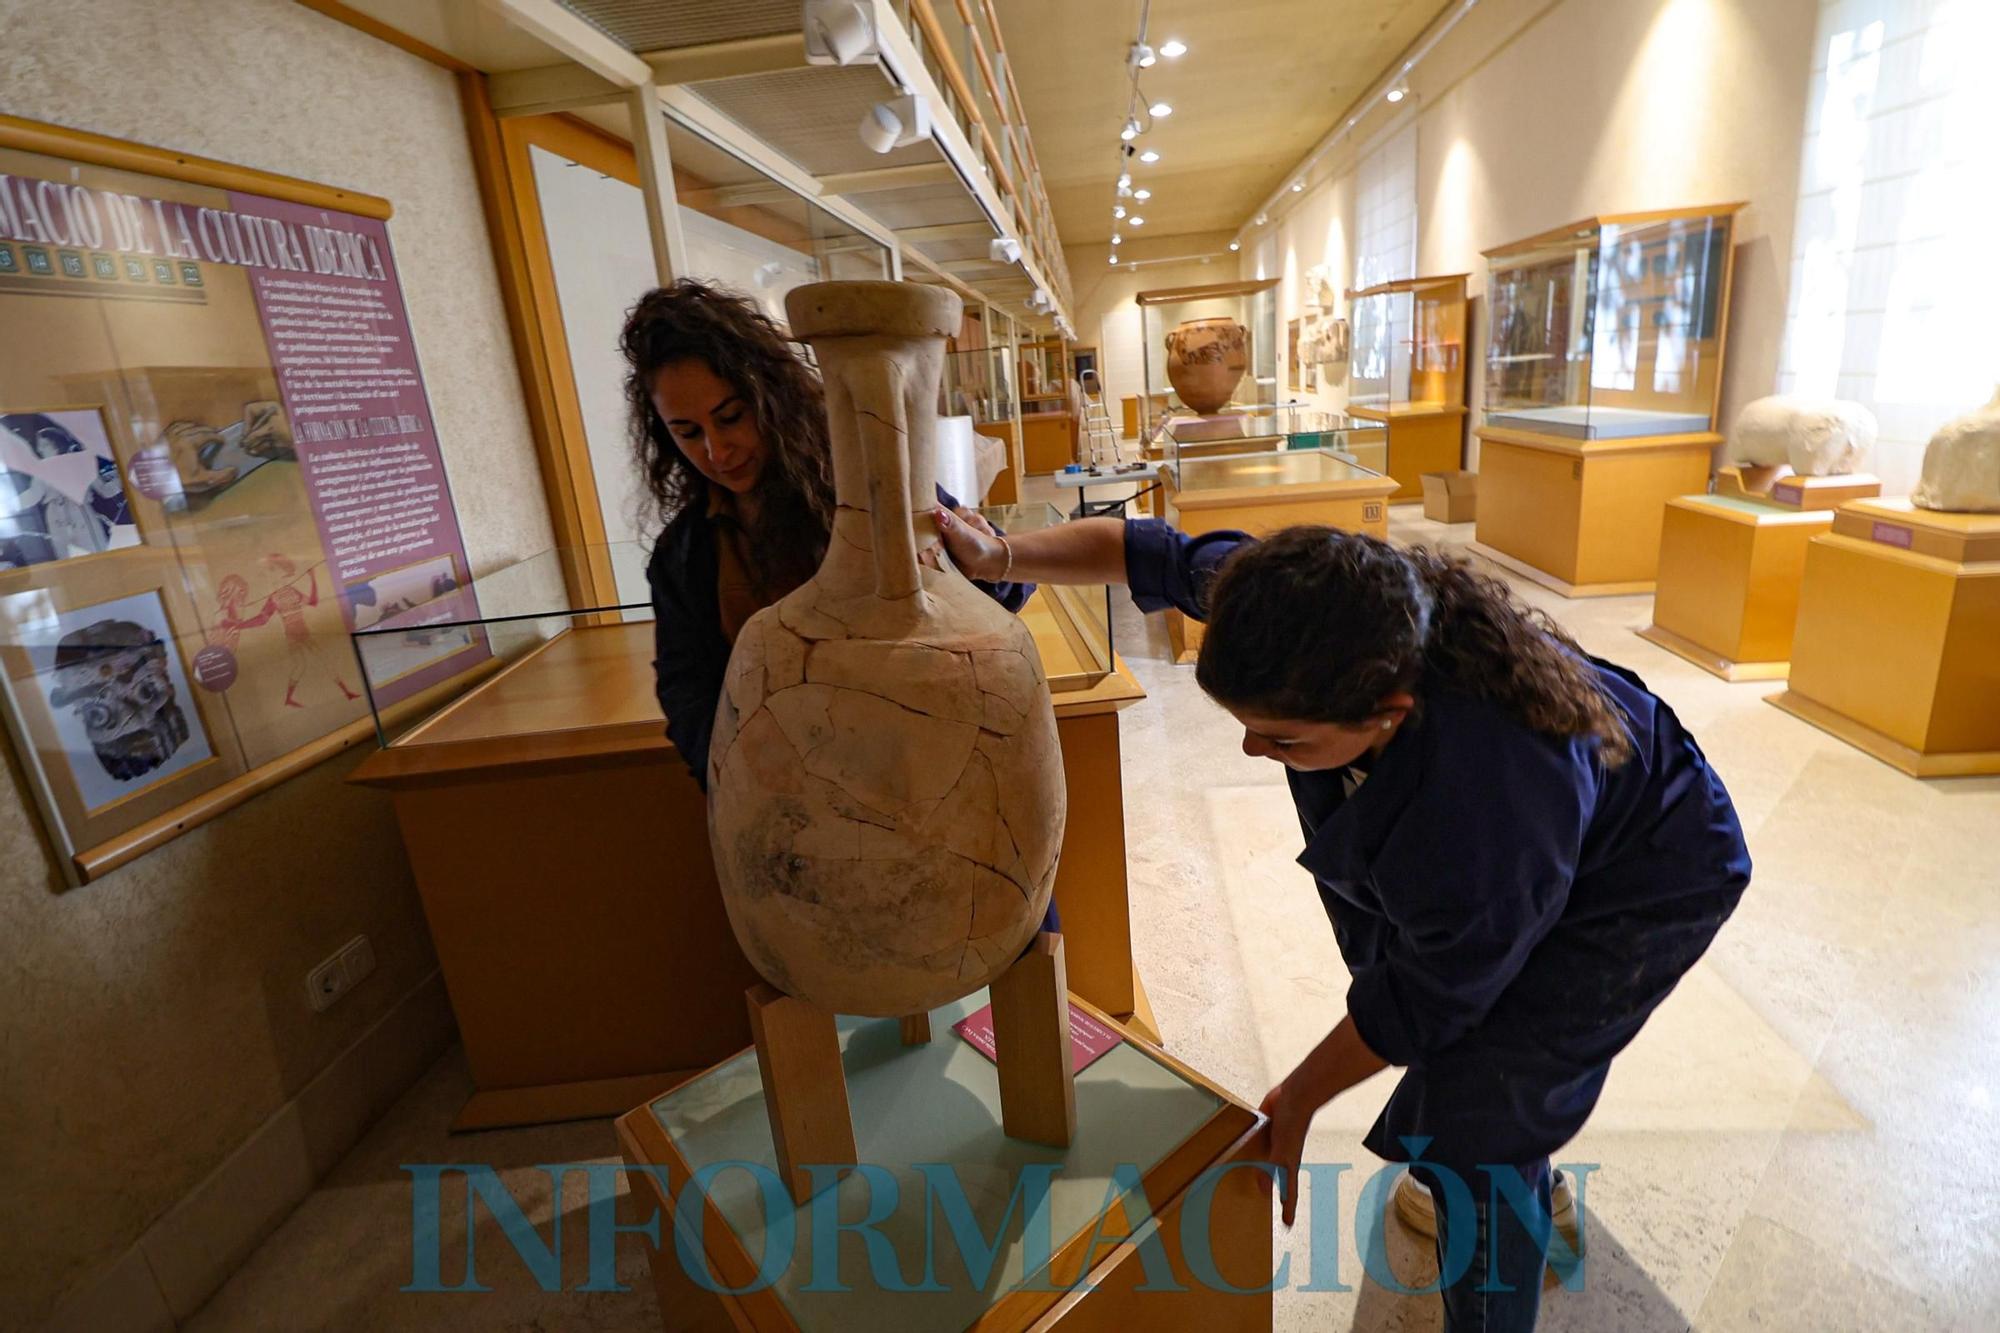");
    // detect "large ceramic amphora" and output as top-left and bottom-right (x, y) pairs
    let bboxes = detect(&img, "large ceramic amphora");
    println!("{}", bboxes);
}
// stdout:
(707, 281), (1067, 1018)
(1164, 317), (1249, 415)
